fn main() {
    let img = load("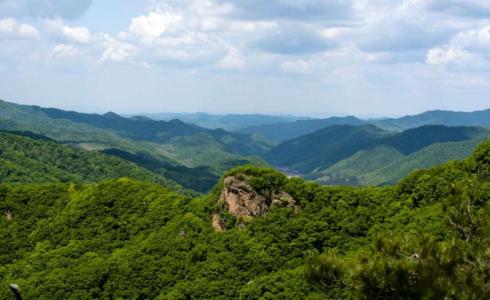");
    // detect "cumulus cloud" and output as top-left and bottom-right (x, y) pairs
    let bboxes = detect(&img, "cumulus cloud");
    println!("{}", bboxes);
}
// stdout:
(18, 23), (40, 39)
(0, 18), (39, 39)
(0, 0), (92, 20)
(100, 36), (137, 63)
(426, 47), (467, 65)
(42, 19), (92, 44)
(426, 23), (490, 69)
(0, 18), (16, 34)
(62, 25), (91, 44)
(129, 10), (184, 40)
(52, 43), (79, 58)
